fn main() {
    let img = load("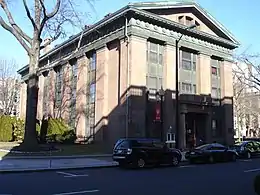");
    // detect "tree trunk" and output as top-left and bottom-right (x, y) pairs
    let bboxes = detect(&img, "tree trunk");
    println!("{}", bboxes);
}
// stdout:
(21, 51), (40, 151)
